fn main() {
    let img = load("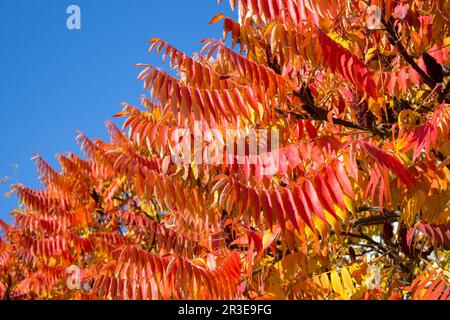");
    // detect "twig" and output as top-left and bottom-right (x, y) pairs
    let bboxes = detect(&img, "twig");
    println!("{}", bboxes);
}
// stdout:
(343, 232), (385, 250)
(342, 232), (407, 272)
